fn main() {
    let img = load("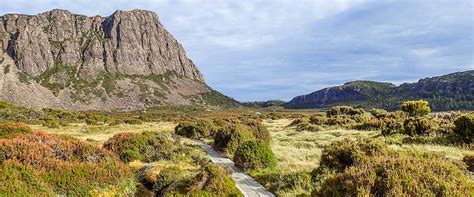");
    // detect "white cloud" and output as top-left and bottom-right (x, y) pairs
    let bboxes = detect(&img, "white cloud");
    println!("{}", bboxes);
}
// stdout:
(0, 0), (472, 101)
(411, 48), (439, 57)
